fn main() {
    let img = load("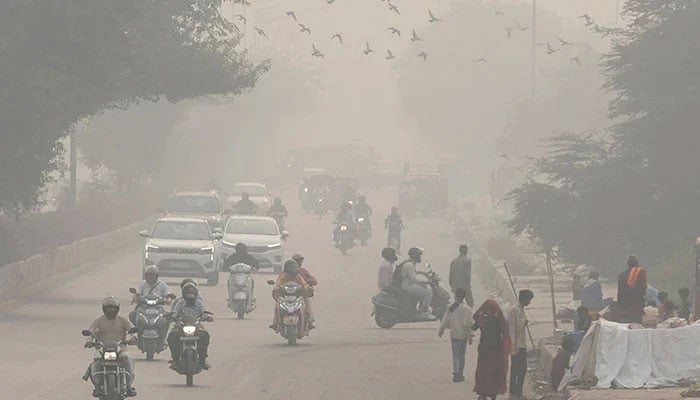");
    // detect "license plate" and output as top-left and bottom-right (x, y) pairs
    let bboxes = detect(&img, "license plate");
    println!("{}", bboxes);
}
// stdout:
(169, 261), (190, 269)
